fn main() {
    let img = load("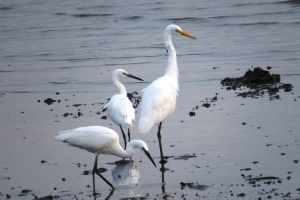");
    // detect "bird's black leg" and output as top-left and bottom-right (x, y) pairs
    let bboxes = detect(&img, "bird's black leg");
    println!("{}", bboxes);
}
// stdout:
(127, 128), (131, 142)
(92, 154), (99, 195)
(93, 154), (116, 190)
(157, 122), (167, 164)
(119, 125), (127, 150)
